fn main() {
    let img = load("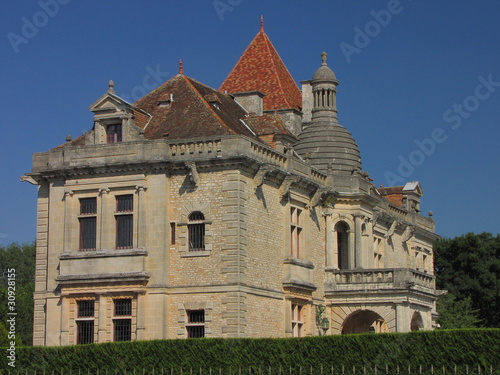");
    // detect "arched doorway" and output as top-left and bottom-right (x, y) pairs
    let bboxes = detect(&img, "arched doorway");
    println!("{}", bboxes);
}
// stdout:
(341, 309), (388, 334)
(410, 311), (424, 331)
